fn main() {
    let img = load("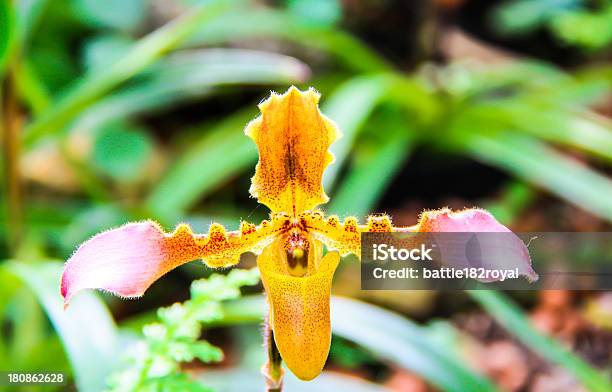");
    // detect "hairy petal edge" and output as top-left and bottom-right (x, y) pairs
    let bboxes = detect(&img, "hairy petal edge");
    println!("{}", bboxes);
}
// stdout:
(61, 219), (284, 305)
